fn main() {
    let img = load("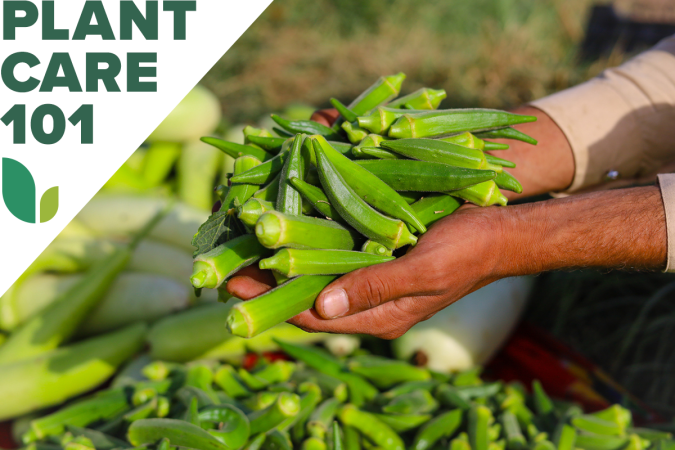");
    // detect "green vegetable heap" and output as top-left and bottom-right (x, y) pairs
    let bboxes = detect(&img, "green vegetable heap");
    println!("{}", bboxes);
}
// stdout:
(191, 73), (540, 338)
(15, 340), (672, 450)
